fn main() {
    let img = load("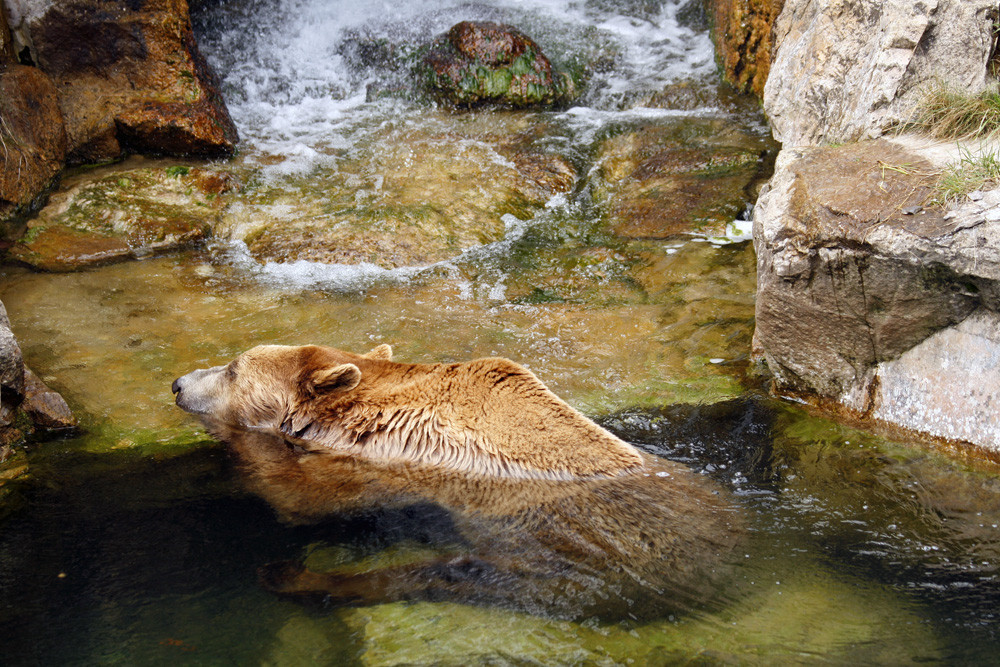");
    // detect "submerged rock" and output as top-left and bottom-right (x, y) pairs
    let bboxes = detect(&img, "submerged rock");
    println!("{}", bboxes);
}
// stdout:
(421, 21), (575, 108)
(753, 138), (1000, 451)
(332, 561), (938, 665)
(219, 115), (575, 269)
(0, 63), (67, 226)
(18, 0), (239, 162)
(591, 120), (772, 238)
(9, 164), (238, 271)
